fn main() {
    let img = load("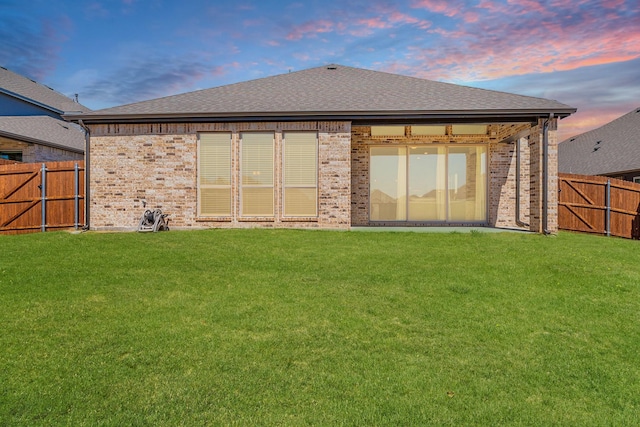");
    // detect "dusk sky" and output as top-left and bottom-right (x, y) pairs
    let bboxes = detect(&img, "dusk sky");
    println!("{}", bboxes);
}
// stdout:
(1, 0), (639, 141)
